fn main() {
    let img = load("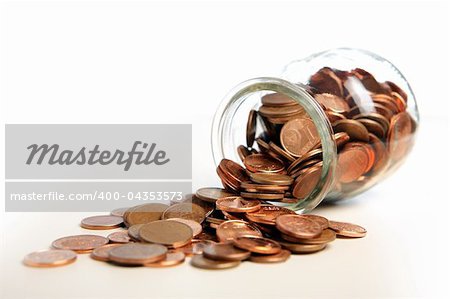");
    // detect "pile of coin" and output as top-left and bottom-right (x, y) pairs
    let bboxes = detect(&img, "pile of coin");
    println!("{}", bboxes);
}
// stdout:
(23, 197), (366, 269)
(227, 67), (417, 201)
